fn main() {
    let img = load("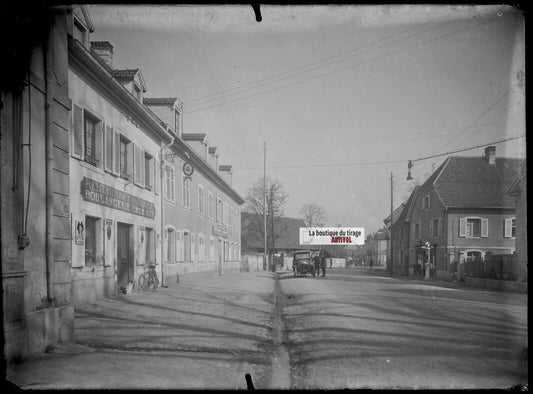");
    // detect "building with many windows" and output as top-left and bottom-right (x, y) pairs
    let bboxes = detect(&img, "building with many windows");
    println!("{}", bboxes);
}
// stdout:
(68, 13), (174, 303)
(406, 146), (522, 280)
